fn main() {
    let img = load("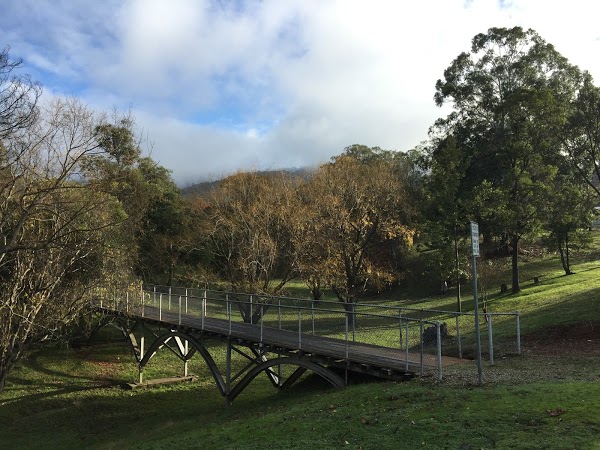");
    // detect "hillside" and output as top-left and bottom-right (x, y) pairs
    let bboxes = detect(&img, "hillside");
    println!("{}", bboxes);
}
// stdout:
(1, 246), (599, 449)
